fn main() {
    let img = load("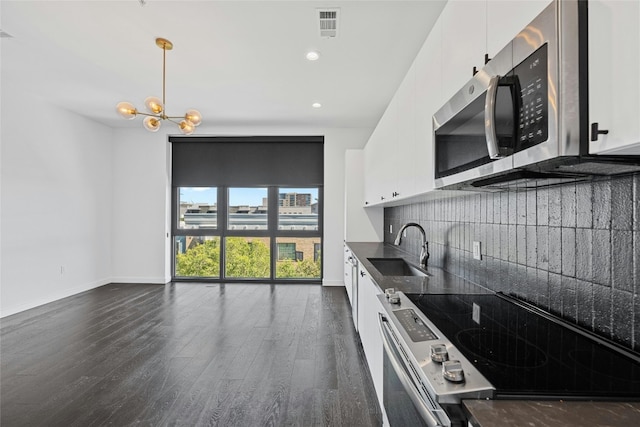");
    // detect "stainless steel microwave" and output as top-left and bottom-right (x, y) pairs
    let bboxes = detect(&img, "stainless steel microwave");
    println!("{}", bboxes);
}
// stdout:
(433, 0), (640, 190)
